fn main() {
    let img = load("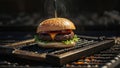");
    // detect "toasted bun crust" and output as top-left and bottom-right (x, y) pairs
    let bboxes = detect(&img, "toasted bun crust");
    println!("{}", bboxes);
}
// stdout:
(37, 18), (76, 33)
(37, 42), (76, 48)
